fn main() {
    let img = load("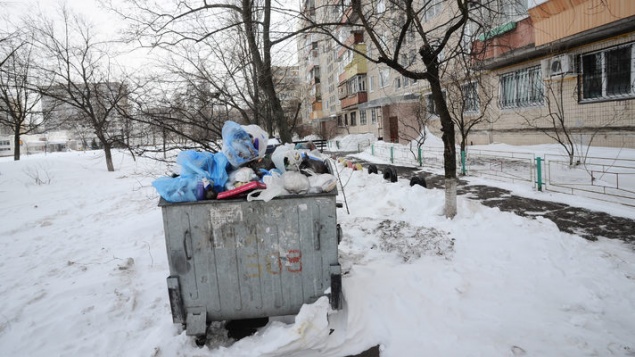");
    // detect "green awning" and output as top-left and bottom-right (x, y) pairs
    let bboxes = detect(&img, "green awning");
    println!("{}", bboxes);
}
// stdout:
(478, 21), (518, 42)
